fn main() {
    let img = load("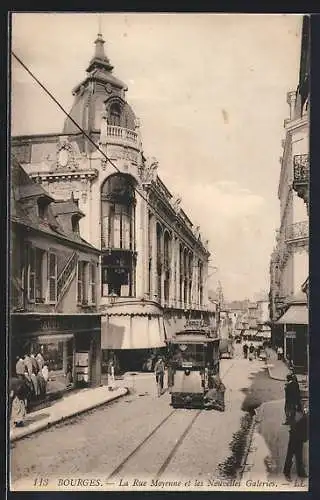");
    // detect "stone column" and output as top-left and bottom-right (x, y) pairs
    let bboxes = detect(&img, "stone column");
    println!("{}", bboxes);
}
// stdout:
(135, 194), (147, 299)
(175, 239), (180, 309)
(151, 214), (158, 301)
(203, 259), (209, 308)
(160, 231), (165, 306)
(287, 90), (296, 121)
(169, 234), (176, 306)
